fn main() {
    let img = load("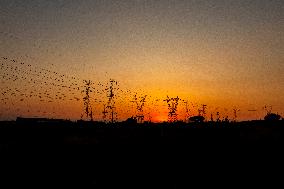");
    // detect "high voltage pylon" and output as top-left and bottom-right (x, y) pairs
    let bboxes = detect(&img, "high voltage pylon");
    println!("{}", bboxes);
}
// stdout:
(131, 93), (147, 123)
(81, 80), (94, 121)
(164, 96), (180, 123)
(233, 107), (240, 122)
(182, 100), (190, 123)
(104, 79), (119, 123)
